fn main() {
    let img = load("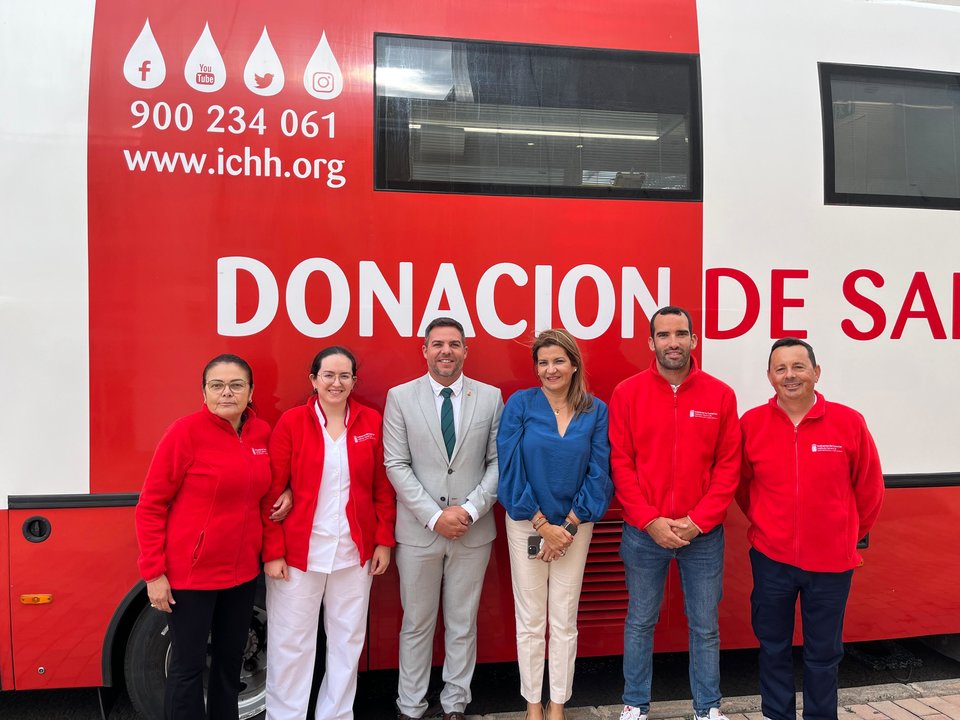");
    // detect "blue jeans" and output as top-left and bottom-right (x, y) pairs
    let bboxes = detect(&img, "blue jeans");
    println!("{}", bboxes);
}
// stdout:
(620, 523), (724, 715)
(750, 548), (853, 720)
